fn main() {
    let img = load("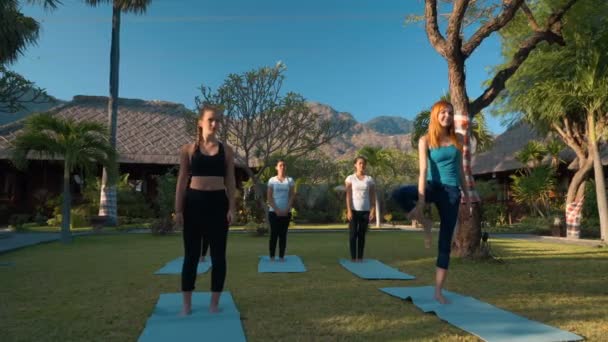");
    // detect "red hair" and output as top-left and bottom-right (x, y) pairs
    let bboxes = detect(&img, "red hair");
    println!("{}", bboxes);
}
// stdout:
(426, 100), (461, 150)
